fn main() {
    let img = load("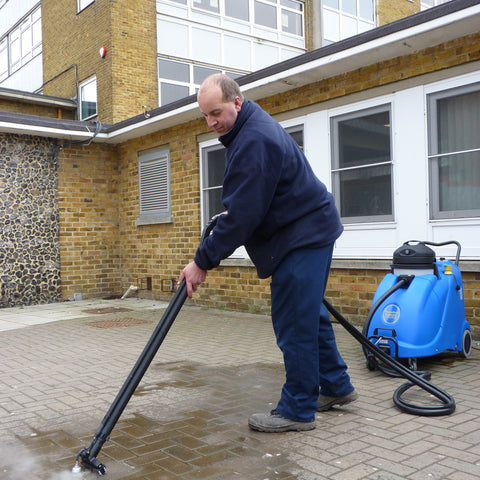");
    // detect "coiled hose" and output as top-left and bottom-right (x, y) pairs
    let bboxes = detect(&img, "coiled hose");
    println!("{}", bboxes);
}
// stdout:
(323, 297), (456, 416)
